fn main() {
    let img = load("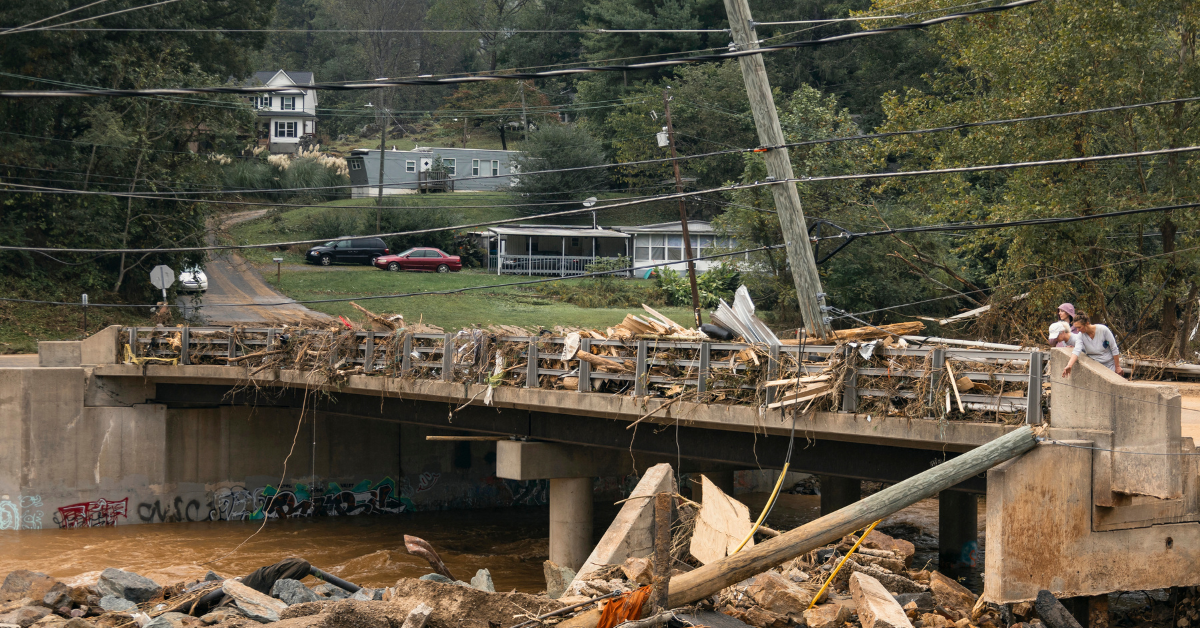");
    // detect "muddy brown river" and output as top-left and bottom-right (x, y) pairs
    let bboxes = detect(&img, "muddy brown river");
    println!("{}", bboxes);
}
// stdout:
(0, 493), (973, 592)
